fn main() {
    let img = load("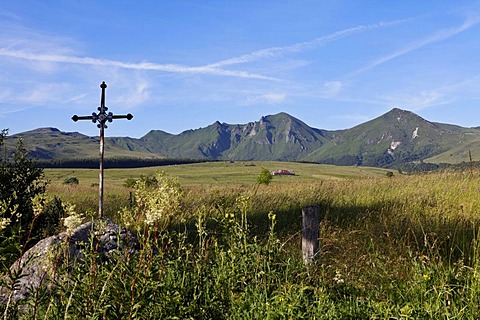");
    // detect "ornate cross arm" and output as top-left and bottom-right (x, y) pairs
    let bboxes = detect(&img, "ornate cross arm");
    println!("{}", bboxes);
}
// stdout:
(72, 112), (133, 126)
(71, 115), (94, 121)
(111, 114), (133, 120)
